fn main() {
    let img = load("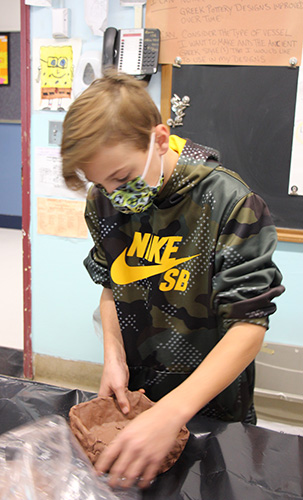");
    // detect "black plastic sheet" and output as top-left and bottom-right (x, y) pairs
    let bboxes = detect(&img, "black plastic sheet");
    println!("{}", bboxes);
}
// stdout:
(0, 347), (23, 378)
(0, 375), (94, 435)
(0, 375), (302, 500)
